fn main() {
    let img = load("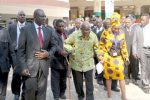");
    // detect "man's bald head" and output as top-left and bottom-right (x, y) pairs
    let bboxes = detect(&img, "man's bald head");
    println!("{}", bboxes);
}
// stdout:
(33, 9), (46, 26)
(80, 21), (91, 30)
(17, 10), (26, 23)
(80, 21), (91, 37)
